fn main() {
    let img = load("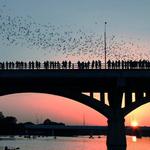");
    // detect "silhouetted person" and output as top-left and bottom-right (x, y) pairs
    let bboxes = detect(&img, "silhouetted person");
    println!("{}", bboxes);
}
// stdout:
(98, 60), (101, 69)
(5, 146), (8, 150)
(107, 60), (111, 69)
(68, 61), (71, 69)
(57, 61), (60, 69)
(122, 60), (124, 69)
(92, 61), (95, 69)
